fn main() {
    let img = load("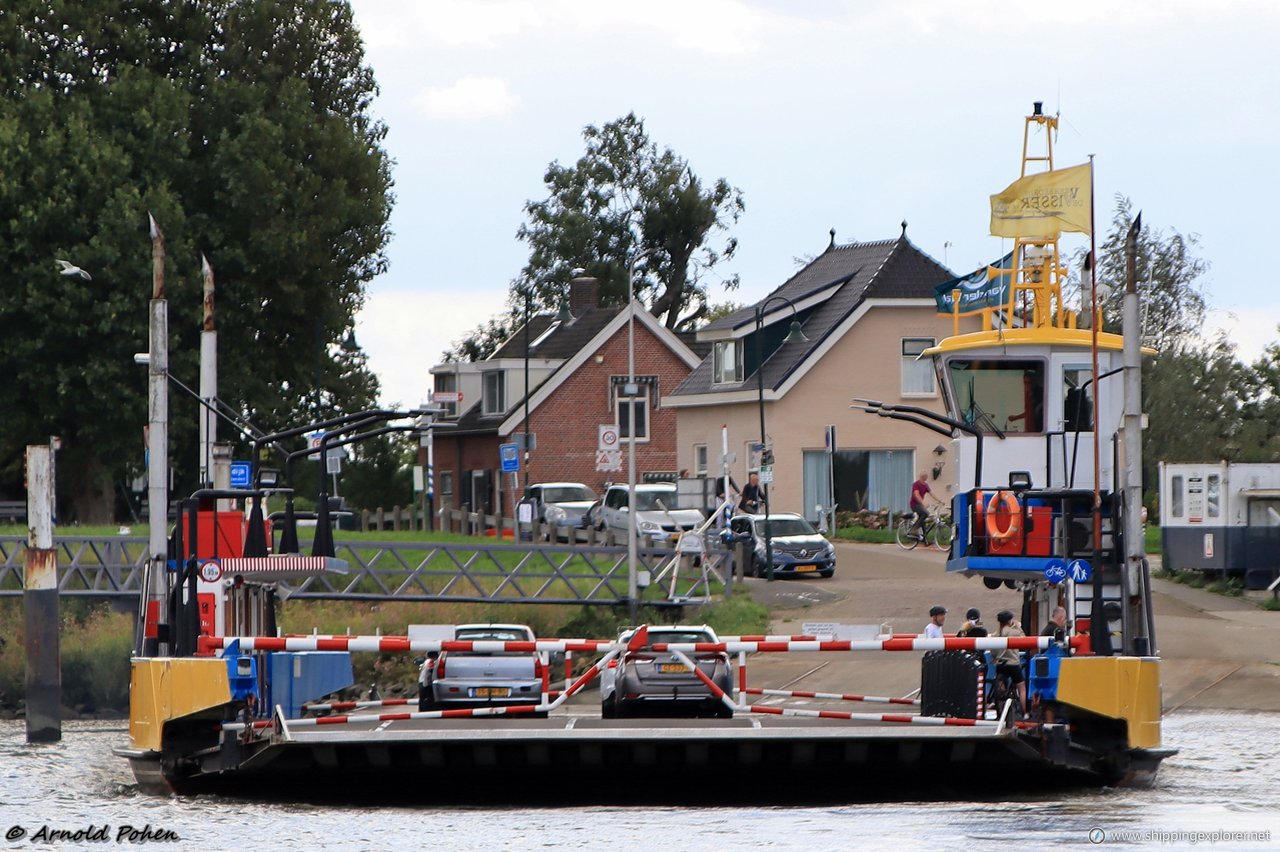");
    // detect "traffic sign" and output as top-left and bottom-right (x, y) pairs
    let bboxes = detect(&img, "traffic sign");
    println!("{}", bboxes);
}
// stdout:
(307, 431), (324, 450)
(499, 443), (520, 473)
(759, 464), (774, 484)
(1068, 559), (1093, 582)
(598, 424), (620, 451)
(1043, 559), (1067, 584)
(229, 462), (251, 489)
(595, 449), (622, 472)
